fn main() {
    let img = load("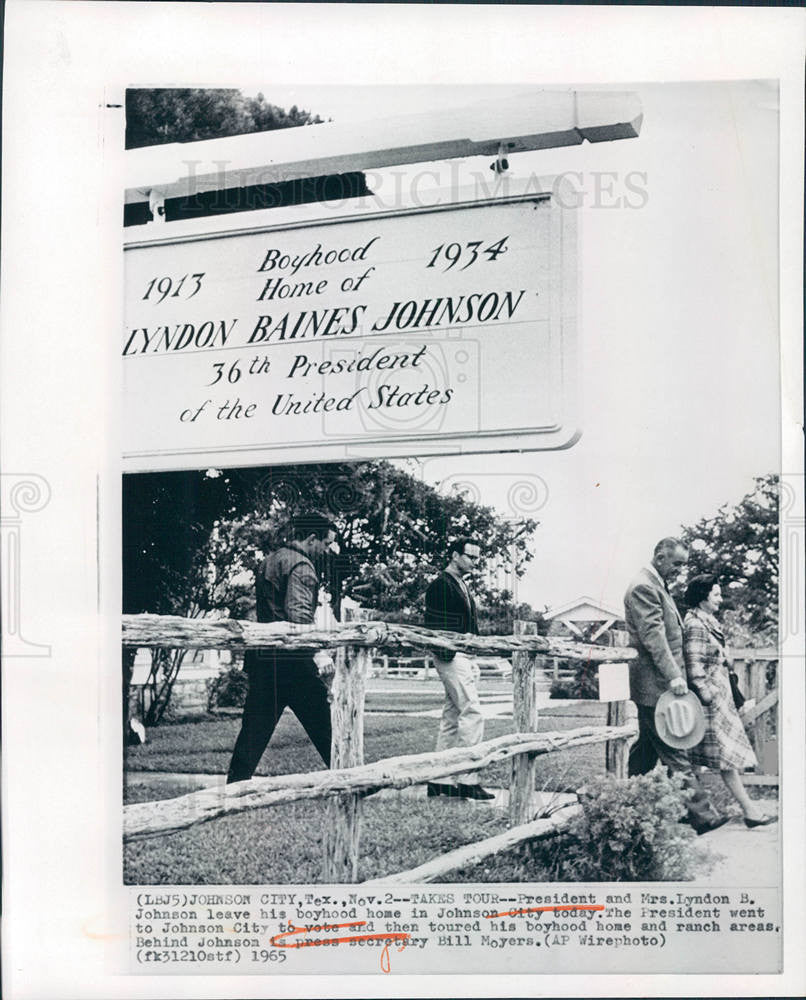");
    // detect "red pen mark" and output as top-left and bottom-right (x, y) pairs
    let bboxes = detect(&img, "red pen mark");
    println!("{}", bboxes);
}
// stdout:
(380, 936), (408, 974)
(486, 904), (605, 919)
(270, 919), (409, 970)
